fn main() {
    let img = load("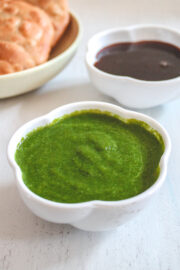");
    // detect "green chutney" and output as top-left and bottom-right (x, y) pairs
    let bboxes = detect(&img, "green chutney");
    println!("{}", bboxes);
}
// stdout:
(15, 110), (164, 203)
